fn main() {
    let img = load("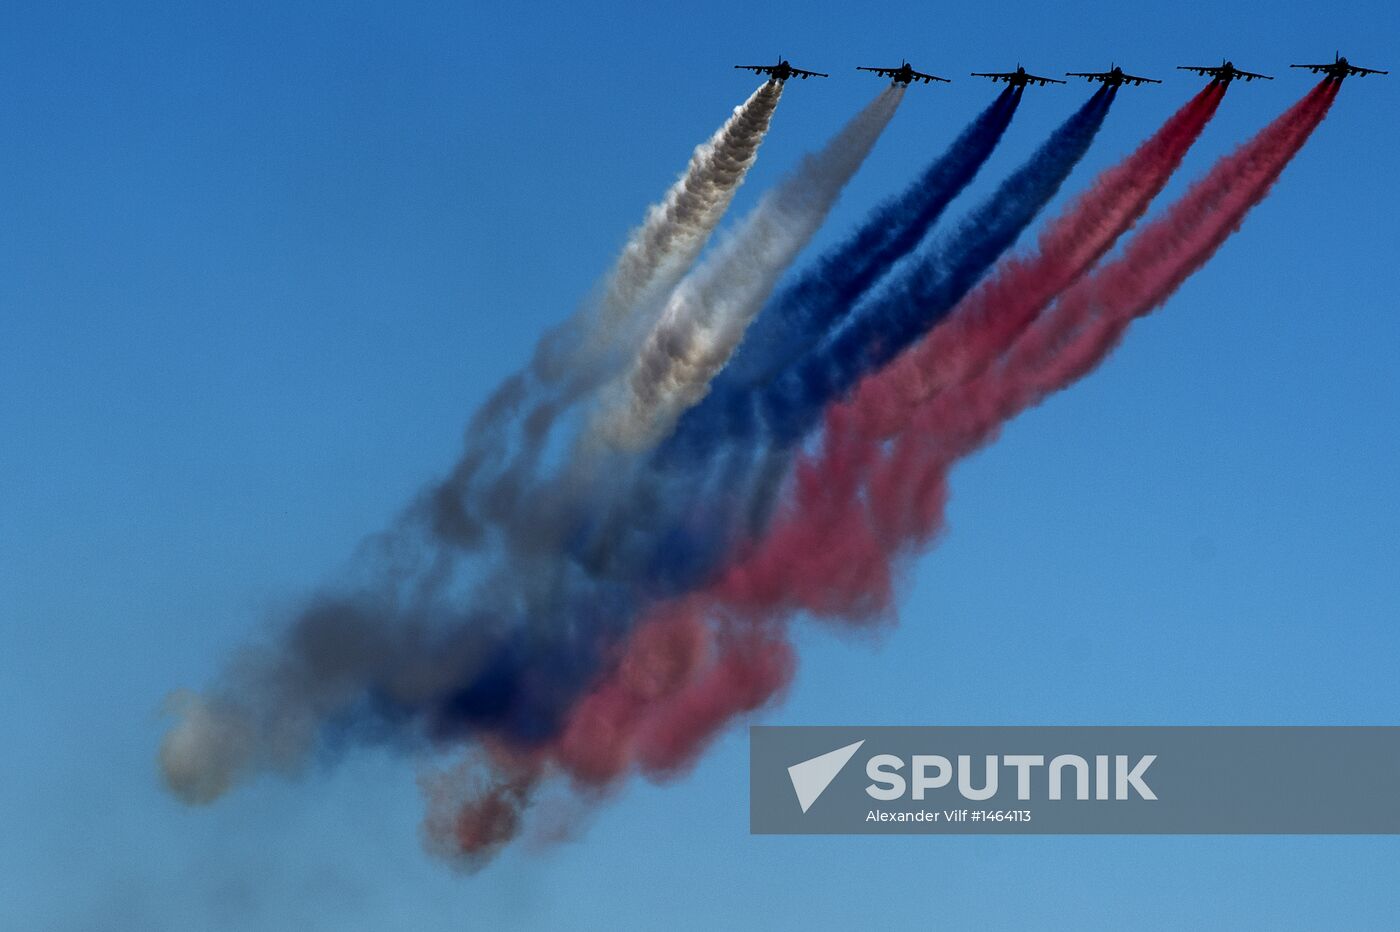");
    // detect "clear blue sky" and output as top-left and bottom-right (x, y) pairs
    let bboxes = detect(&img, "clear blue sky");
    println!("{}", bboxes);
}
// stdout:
(2, 1), (1397, 928)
